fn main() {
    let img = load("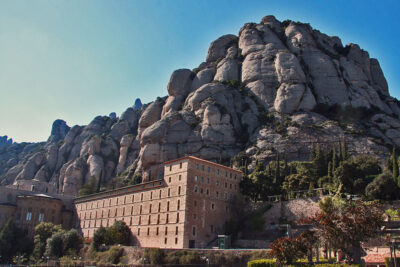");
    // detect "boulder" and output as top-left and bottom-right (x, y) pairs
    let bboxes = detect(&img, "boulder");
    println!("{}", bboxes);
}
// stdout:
(206, 34), (238, 62)
(191, 67), (216, 92)
(48, 119), (70, 143)
(167, 69), (193, 97)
